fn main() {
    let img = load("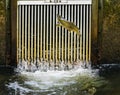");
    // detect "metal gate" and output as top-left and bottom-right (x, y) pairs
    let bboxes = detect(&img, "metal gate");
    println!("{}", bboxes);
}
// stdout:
(17, 0), (92, 64)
